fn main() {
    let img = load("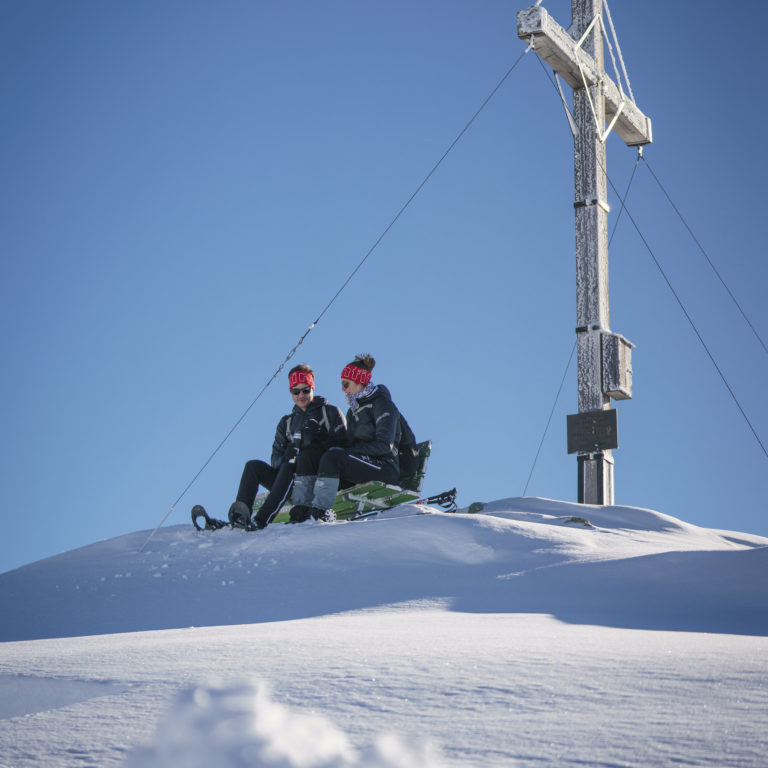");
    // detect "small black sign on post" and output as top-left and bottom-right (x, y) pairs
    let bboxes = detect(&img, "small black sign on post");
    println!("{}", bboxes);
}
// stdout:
(567, 409), (618, 454)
